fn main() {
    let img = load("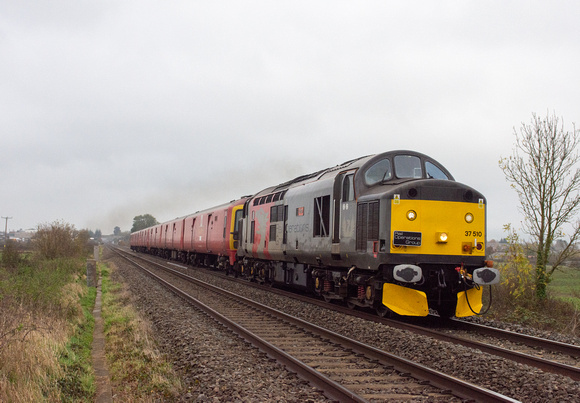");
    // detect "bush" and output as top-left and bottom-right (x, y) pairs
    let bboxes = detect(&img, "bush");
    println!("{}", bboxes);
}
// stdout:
(33, 221), (92, 260)
(1, 240), (21, 268)
(489, 224), (580, 335)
